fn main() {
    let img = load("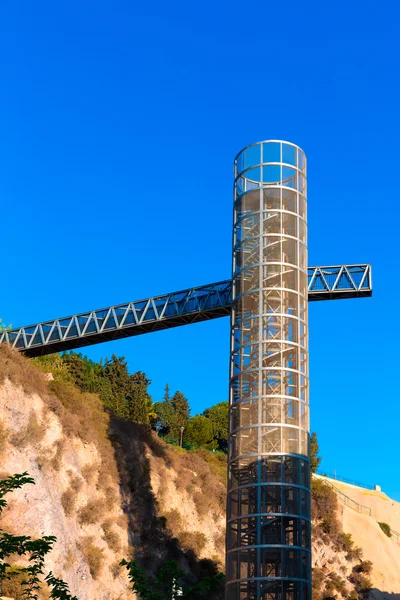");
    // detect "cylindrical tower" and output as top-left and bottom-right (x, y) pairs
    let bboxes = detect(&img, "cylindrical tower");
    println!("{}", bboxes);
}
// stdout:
(227, 140), (310, 600)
